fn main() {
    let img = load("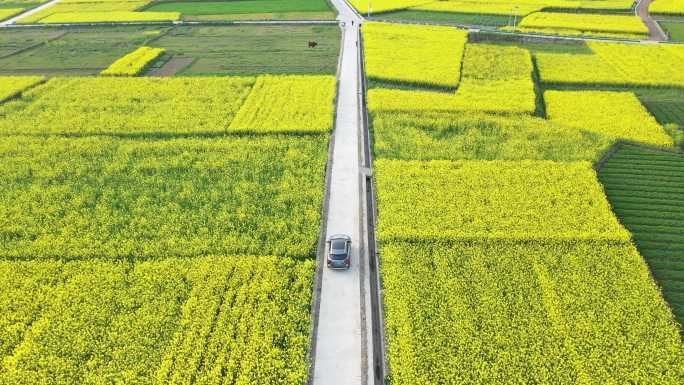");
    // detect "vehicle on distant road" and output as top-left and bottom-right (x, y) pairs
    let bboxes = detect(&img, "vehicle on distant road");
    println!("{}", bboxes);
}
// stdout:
(326, 234), (351, 269)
